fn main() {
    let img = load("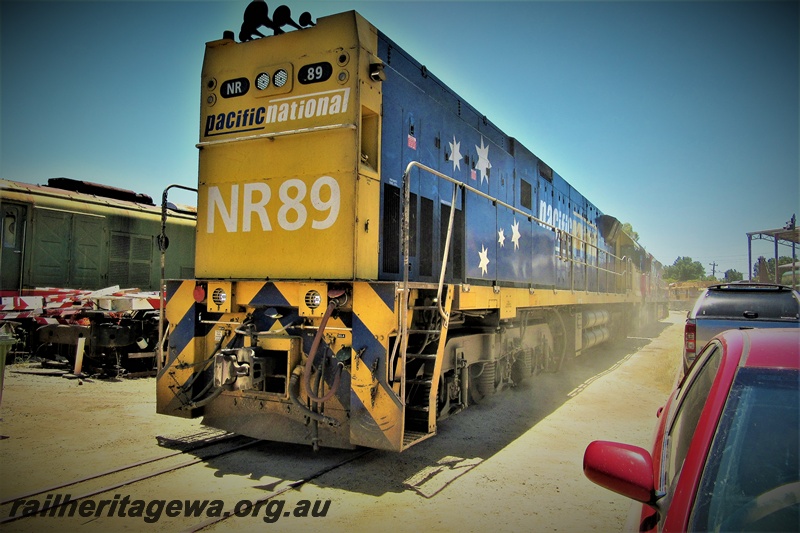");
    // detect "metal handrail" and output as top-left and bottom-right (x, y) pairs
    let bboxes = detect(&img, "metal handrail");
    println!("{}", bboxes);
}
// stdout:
(158, 184), (199, 373)
(400, 161), (628, 302)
